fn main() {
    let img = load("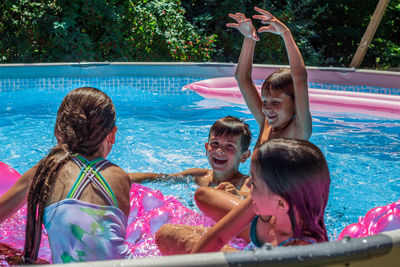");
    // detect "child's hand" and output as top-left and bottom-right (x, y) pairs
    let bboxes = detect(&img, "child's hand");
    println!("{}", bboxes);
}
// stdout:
(253, 7), (289, 37)
(217, 182), (239, 195)
(227, 13), (259, 41)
